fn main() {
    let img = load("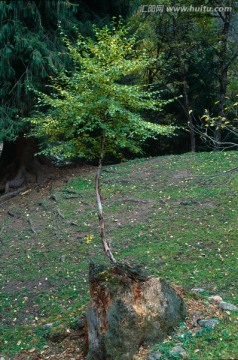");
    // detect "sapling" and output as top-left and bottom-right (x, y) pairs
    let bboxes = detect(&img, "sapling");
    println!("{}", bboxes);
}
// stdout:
(28, 20), (175, 262)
